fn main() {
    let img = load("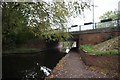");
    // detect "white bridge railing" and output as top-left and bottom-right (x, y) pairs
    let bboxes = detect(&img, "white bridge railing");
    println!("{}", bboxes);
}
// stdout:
(68, 18), (120, 32)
